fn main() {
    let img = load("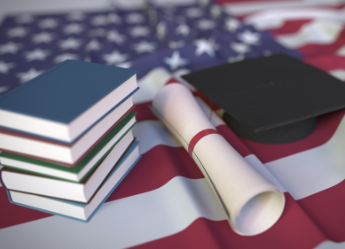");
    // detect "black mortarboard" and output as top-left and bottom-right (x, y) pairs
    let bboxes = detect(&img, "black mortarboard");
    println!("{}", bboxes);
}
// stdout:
(181, 54), (345, 144)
